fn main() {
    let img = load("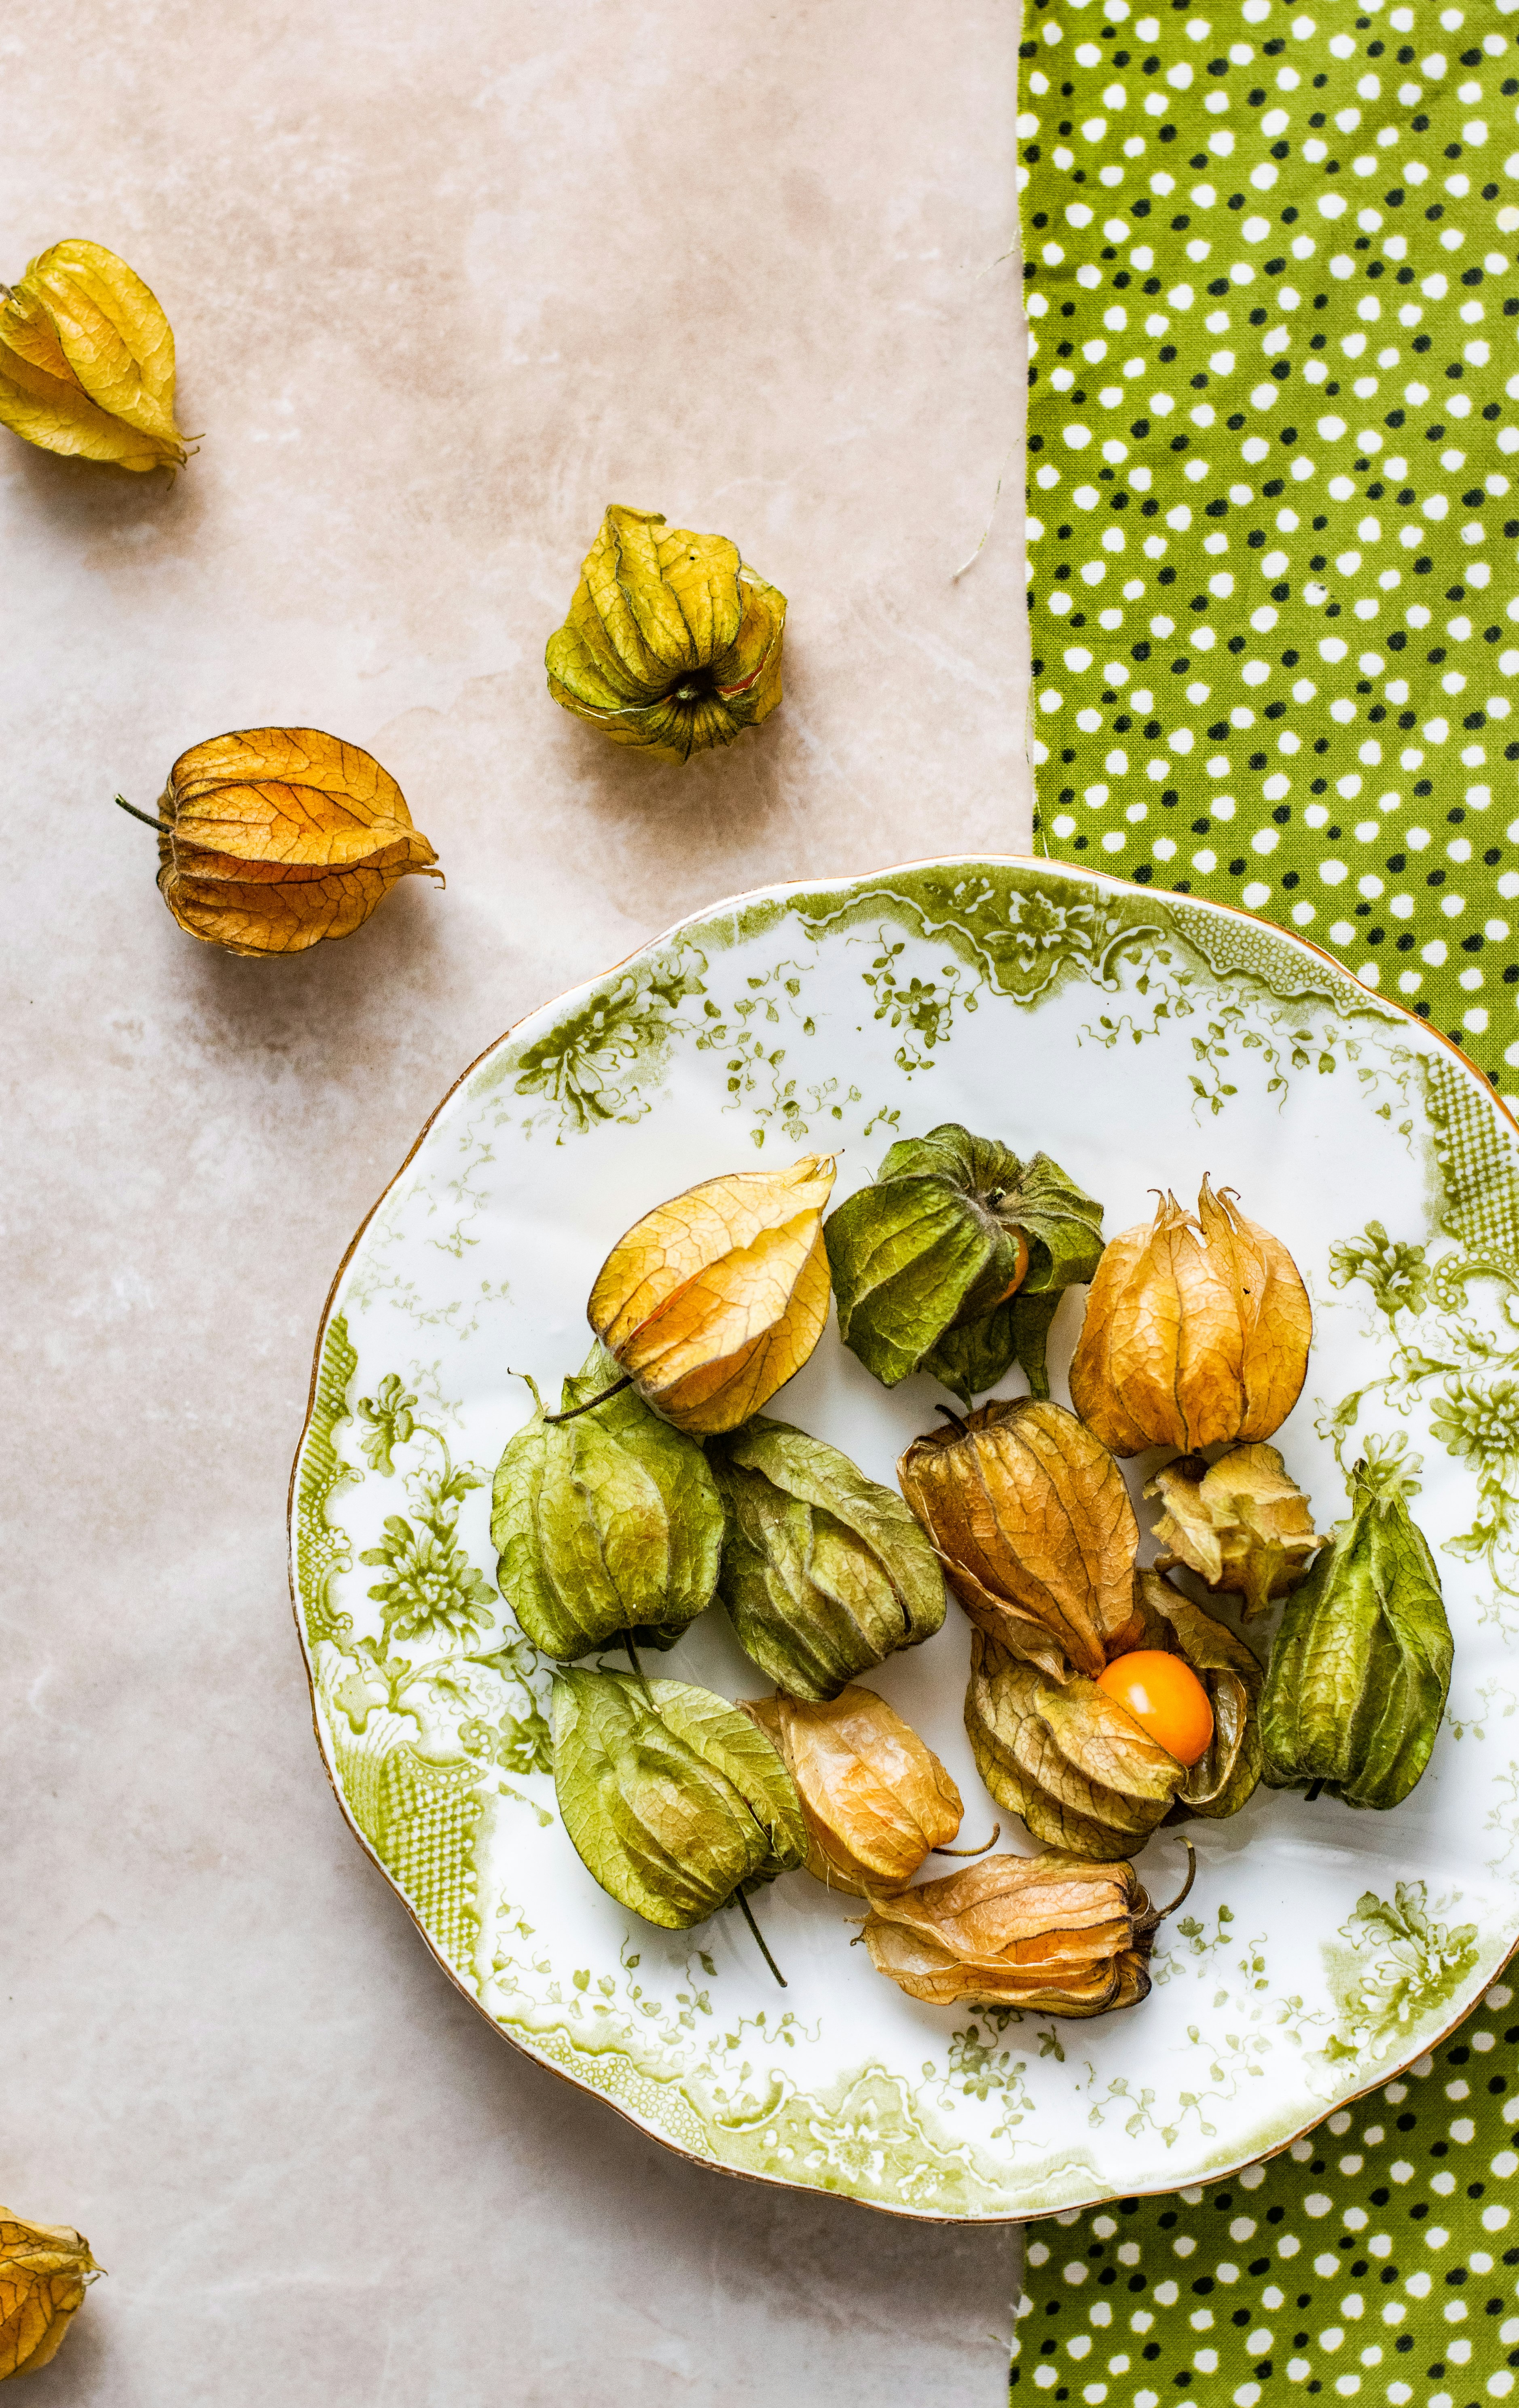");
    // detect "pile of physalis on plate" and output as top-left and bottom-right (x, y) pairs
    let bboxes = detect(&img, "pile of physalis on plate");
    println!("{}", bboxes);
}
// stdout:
(491, 1129), (1452, 2017)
